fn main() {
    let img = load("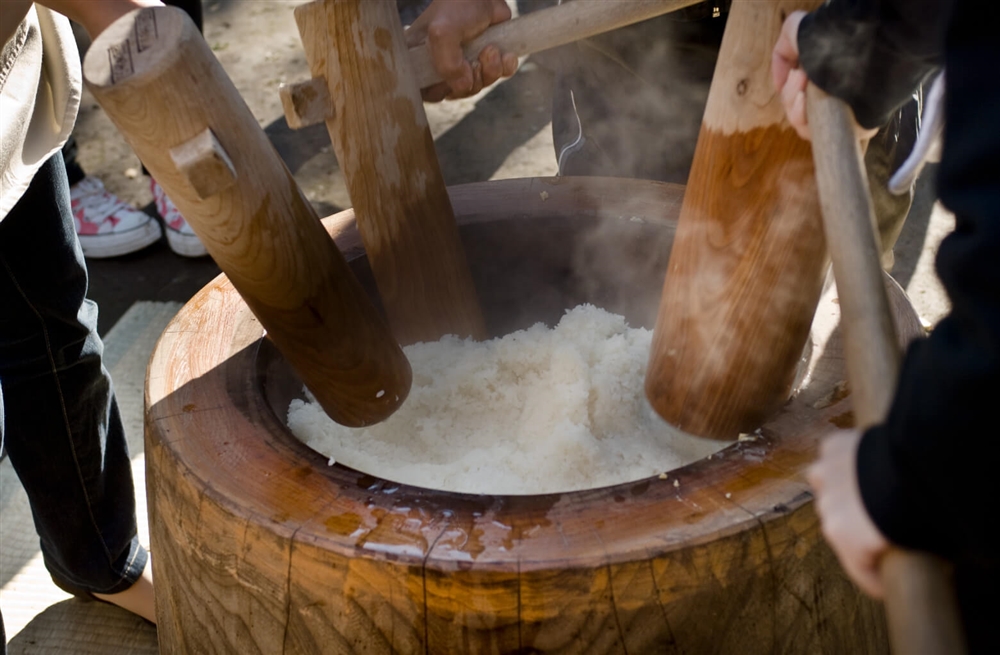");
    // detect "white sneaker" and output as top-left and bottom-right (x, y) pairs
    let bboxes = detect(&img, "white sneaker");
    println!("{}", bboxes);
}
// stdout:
(71, 176), (162, 258)
(151, 178), (208, 258)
